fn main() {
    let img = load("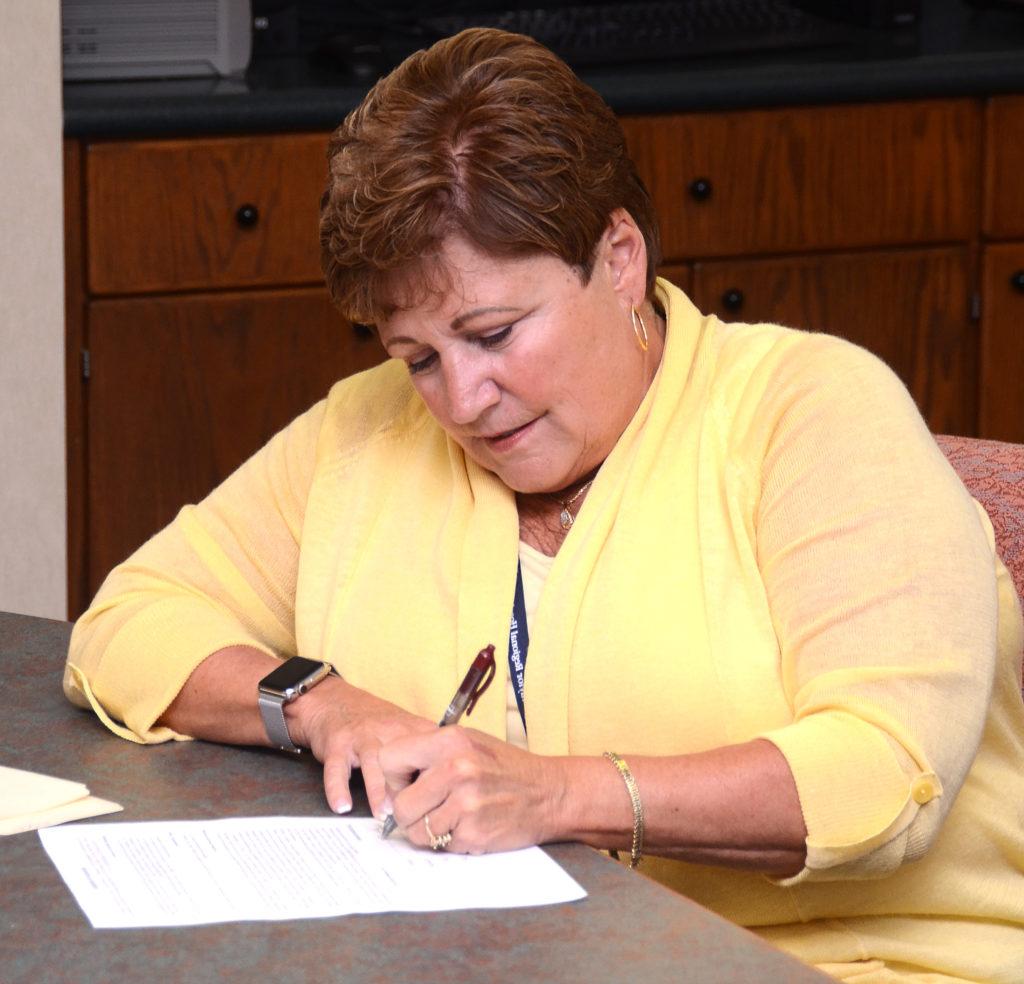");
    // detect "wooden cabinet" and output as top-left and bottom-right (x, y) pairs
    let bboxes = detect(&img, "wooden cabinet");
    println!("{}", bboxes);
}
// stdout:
(65, 133), (387, 615)
(688, 248), (974, 435)
(979, 244), (1024, 442)
(625, 101), (978, 259)
(65, 95), (1022, 615)
(984, 96), (1024, 240)
(629, 99), (982, 438)
(85, 135), (329, 293)
(84, 290), (381, 596)
(980, 97), (1024, 443)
